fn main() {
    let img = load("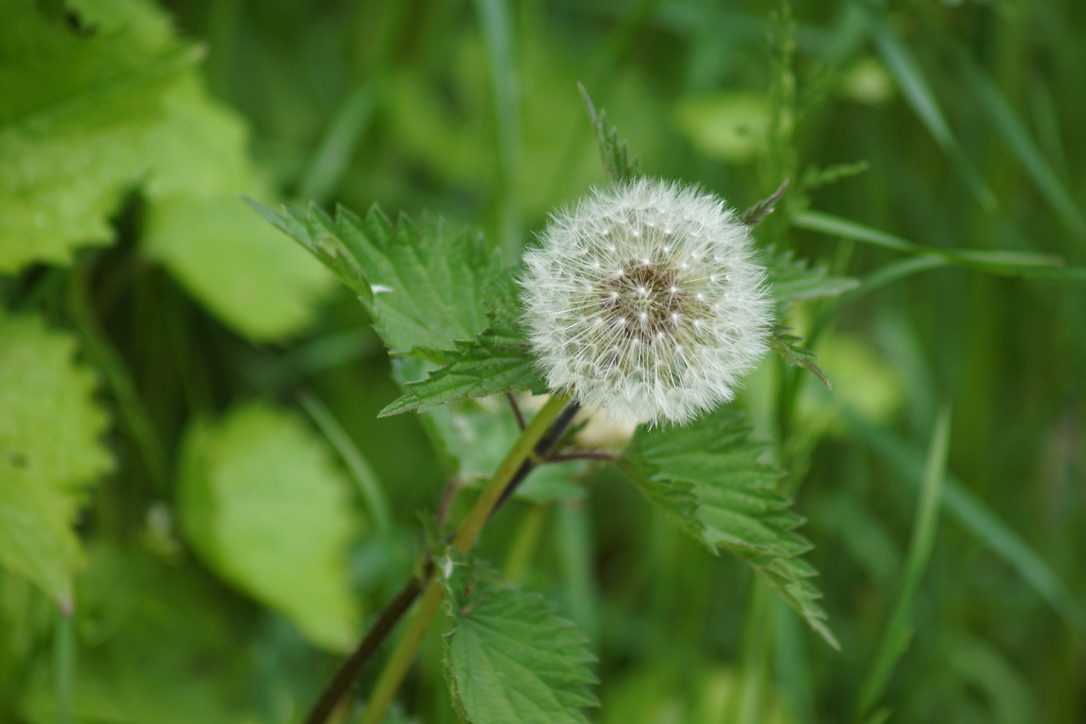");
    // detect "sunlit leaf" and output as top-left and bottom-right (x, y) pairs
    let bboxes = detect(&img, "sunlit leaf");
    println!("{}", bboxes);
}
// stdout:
(177, 403), (360, 651)
(0, 312), (111, 612)
(0, 0), (198, 273)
